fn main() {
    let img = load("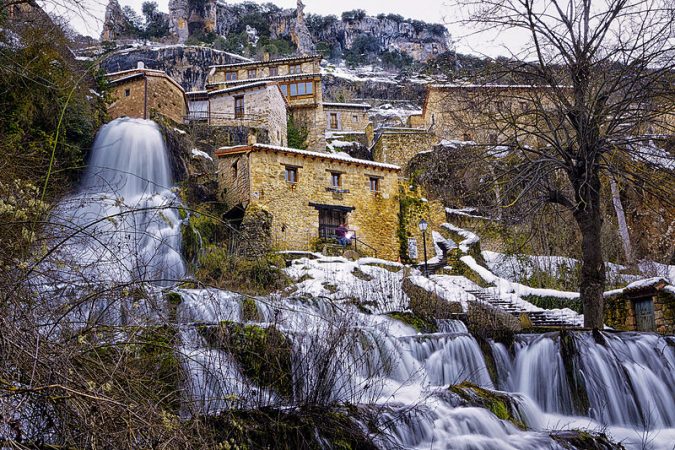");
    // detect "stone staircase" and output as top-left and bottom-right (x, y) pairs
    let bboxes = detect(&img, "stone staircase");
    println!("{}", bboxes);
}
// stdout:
(464, 287), (580, 328)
